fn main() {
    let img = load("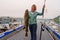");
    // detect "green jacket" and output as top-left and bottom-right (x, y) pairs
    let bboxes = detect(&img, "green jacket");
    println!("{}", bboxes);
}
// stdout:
(28, 7), (45, 25)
